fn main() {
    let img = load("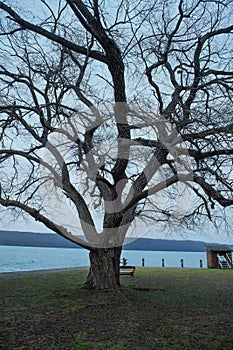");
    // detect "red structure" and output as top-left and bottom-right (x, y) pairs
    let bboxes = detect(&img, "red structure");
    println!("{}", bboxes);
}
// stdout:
(206, 245), (232, 269)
